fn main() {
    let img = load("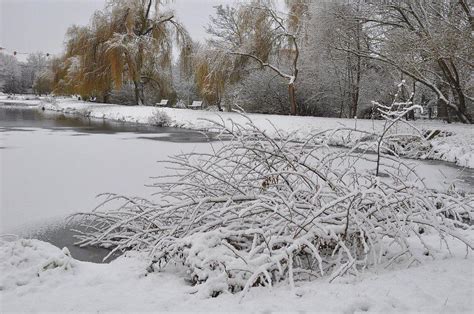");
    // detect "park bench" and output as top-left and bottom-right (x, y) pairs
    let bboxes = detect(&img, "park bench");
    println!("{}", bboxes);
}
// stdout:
(155, 99), (169, 107)
(189, 101), (203, 110)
